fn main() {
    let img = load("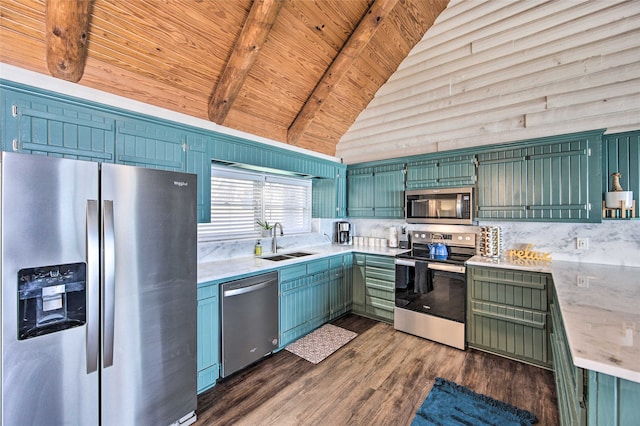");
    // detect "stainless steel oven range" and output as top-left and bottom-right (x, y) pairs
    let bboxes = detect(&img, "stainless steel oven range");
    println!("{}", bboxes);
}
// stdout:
(394, 231), (477, 350)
